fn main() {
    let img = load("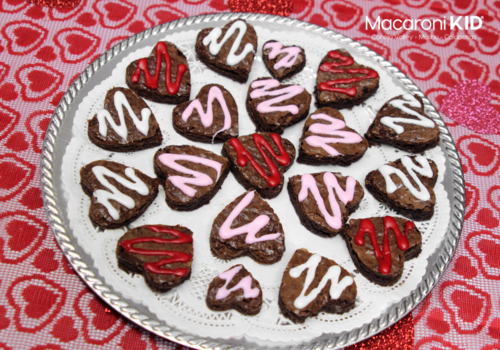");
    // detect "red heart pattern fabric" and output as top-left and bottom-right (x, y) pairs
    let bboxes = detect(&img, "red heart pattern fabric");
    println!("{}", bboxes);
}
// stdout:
(0, 1), (498, 349)
(1, 21), (48, 55)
